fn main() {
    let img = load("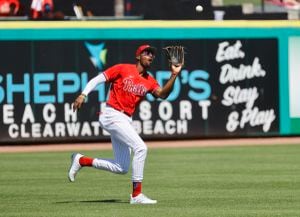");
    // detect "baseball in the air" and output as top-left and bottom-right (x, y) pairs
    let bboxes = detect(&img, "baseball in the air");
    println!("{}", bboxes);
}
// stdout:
(195, 5), (203, 12)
